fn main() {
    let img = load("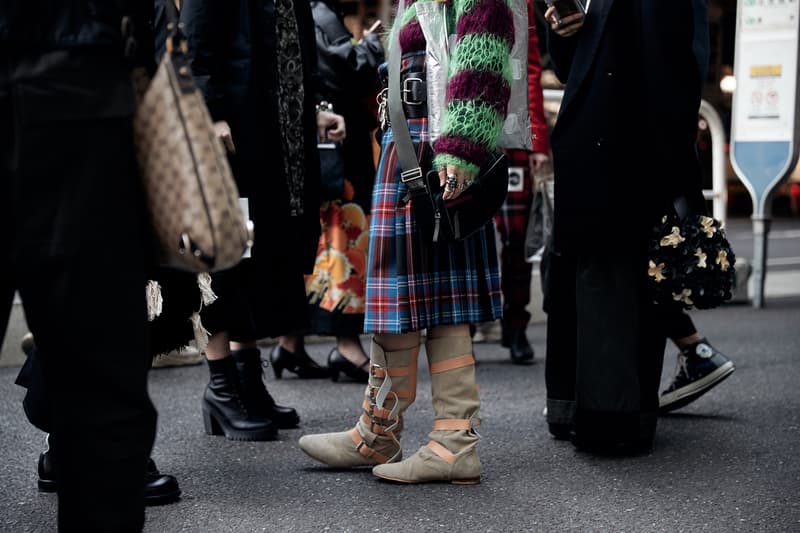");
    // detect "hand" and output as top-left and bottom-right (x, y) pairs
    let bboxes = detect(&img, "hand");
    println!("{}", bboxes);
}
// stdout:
(545, 6), (585, 37)
(317, 110), (346, 143)
(438, 164), (477, 201)
(213, 120), (236, 154)
(528, 152), (550, 175)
